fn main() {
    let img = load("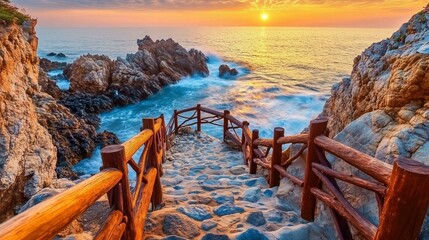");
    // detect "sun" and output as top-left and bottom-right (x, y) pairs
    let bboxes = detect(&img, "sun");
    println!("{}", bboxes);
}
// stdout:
(261, 13), (269, 21)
